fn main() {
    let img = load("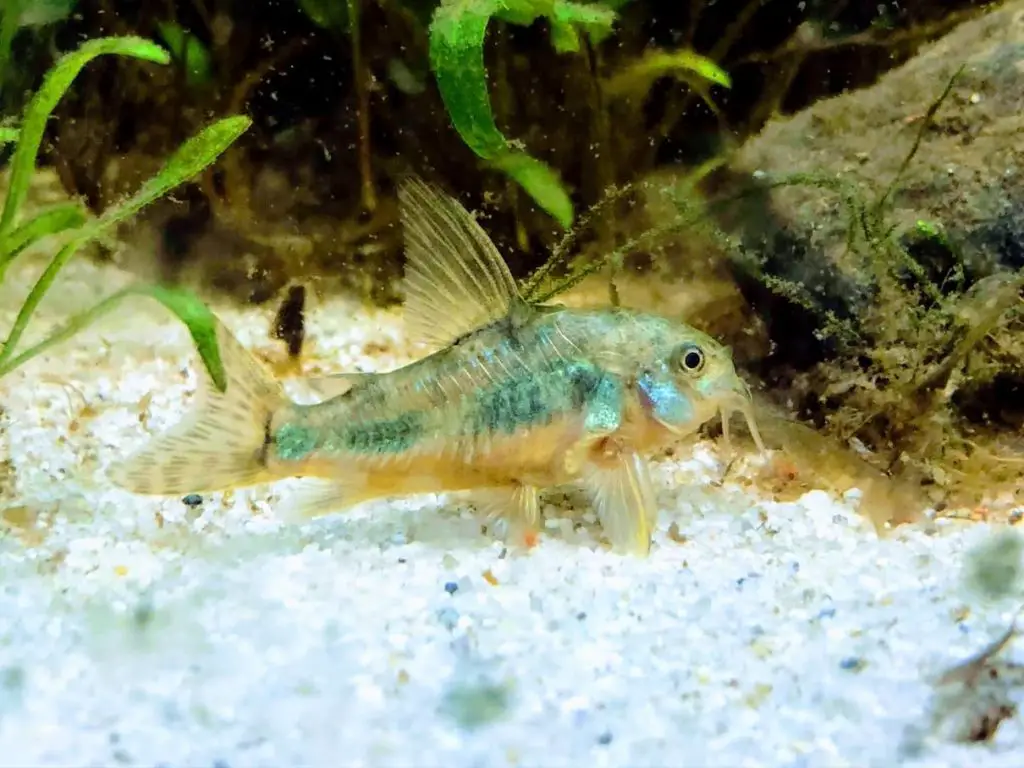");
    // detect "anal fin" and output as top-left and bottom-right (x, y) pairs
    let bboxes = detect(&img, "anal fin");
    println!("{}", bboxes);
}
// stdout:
(584, 452), (658, 556)
(473, 483), (541, 547)
(275, 477), (359, 523)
